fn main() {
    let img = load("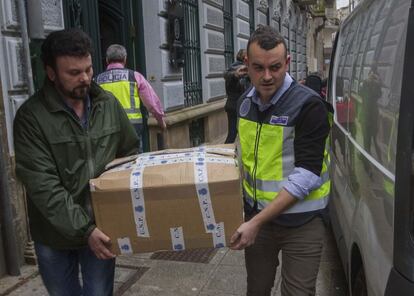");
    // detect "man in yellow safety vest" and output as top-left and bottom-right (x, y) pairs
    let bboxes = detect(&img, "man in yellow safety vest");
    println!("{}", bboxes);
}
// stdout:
(230, 25), (333, 296)
(96, 44), (166, 151)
